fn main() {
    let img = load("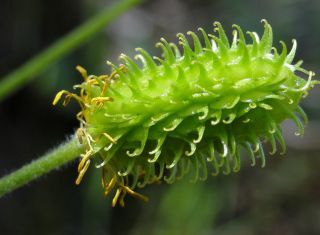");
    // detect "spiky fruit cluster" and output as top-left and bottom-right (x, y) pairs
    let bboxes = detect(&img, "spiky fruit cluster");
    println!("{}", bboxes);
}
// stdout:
(54, 20), (317, 206)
